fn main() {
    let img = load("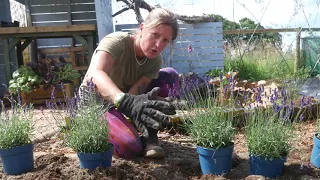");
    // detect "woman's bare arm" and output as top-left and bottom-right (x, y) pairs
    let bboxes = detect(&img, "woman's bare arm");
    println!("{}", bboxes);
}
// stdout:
(128, 76), (152, 95)
(84, 50), (122, 103)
